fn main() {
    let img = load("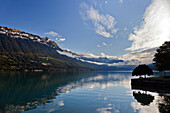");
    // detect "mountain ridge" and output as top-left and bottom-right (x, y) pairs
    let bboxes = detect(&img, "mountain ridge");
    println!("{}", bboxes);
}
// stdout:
(0, 26), (96, 71)
(0, 26), (139, 71)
